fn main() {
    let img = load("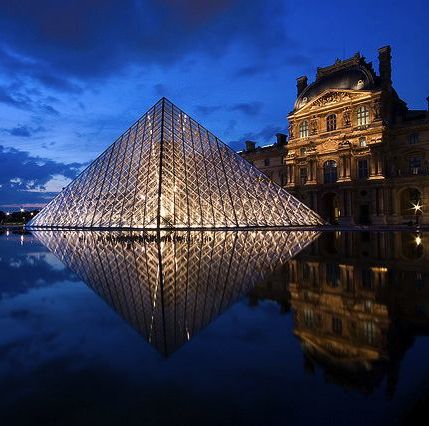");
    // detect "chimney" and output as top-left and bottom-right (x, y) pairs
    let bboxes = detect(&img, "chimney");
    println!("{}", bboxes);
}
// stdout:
(296, 76), (308, 97)
(378, 45), (392, 90)
(276, 133), (287, 145)
(245, 140), (256, 152)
